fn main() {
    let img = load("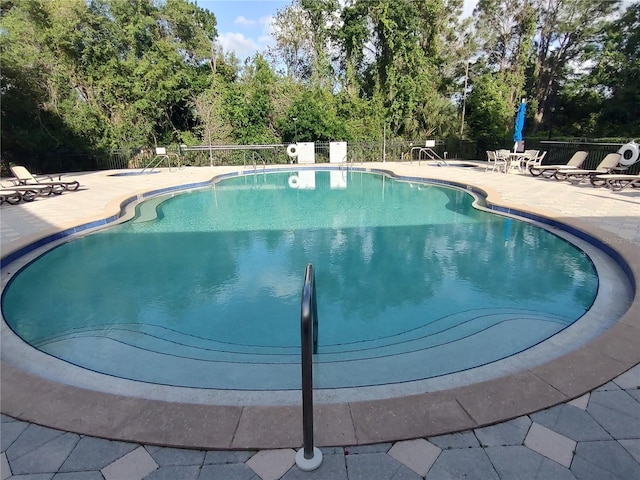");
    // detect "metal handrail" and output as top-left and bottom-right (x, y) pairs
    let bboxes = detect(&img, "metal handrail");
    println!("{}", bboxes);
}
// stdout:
(301, 264), (318, 355)
(242, 152), (267, 173)
(409, 146), (447, 166)
(301, 264), (318, 449)
(296, 264), (322, 471)
(140, 153), (181, 173)
(253, 152), (267, 173)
